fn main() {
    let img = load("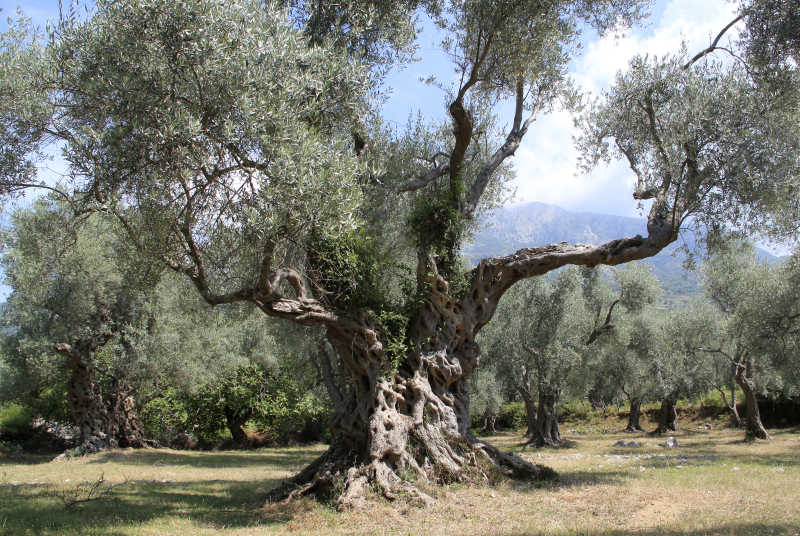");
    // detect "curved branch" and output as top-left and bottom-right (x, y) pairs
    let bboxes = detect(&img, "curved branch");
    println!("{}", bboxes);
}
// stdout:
(464, 82), (542, 218)
(462, 202), (679, 332)
(586, 299), (620, 345)
(448, 34), (493, 187)
(683, 14), (745, 69)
